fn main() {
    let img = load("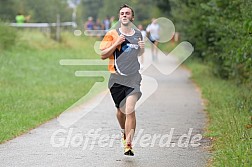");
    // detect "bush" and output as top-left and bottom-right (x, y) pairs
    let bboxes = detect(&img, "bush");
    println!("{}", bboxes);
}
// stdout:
(171, 0), (252, 87)
(0, 22), (17, 51)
